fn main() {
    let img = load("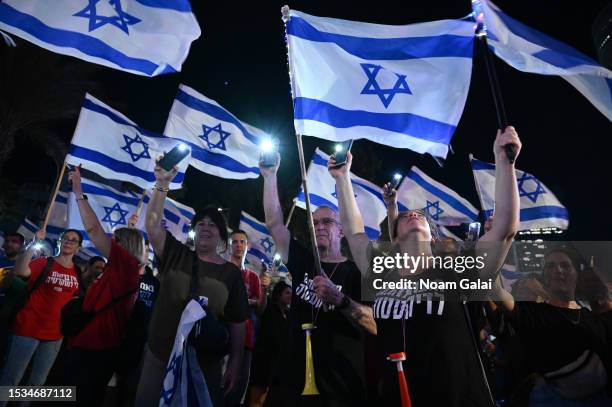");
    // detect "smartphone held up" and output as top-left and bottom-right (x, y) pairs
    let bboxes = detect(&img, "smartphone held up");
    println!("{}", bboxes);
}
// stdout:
(260, 138), (278, 167)
(331, 139), (353, 168)
(158, 143), (190, 172)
